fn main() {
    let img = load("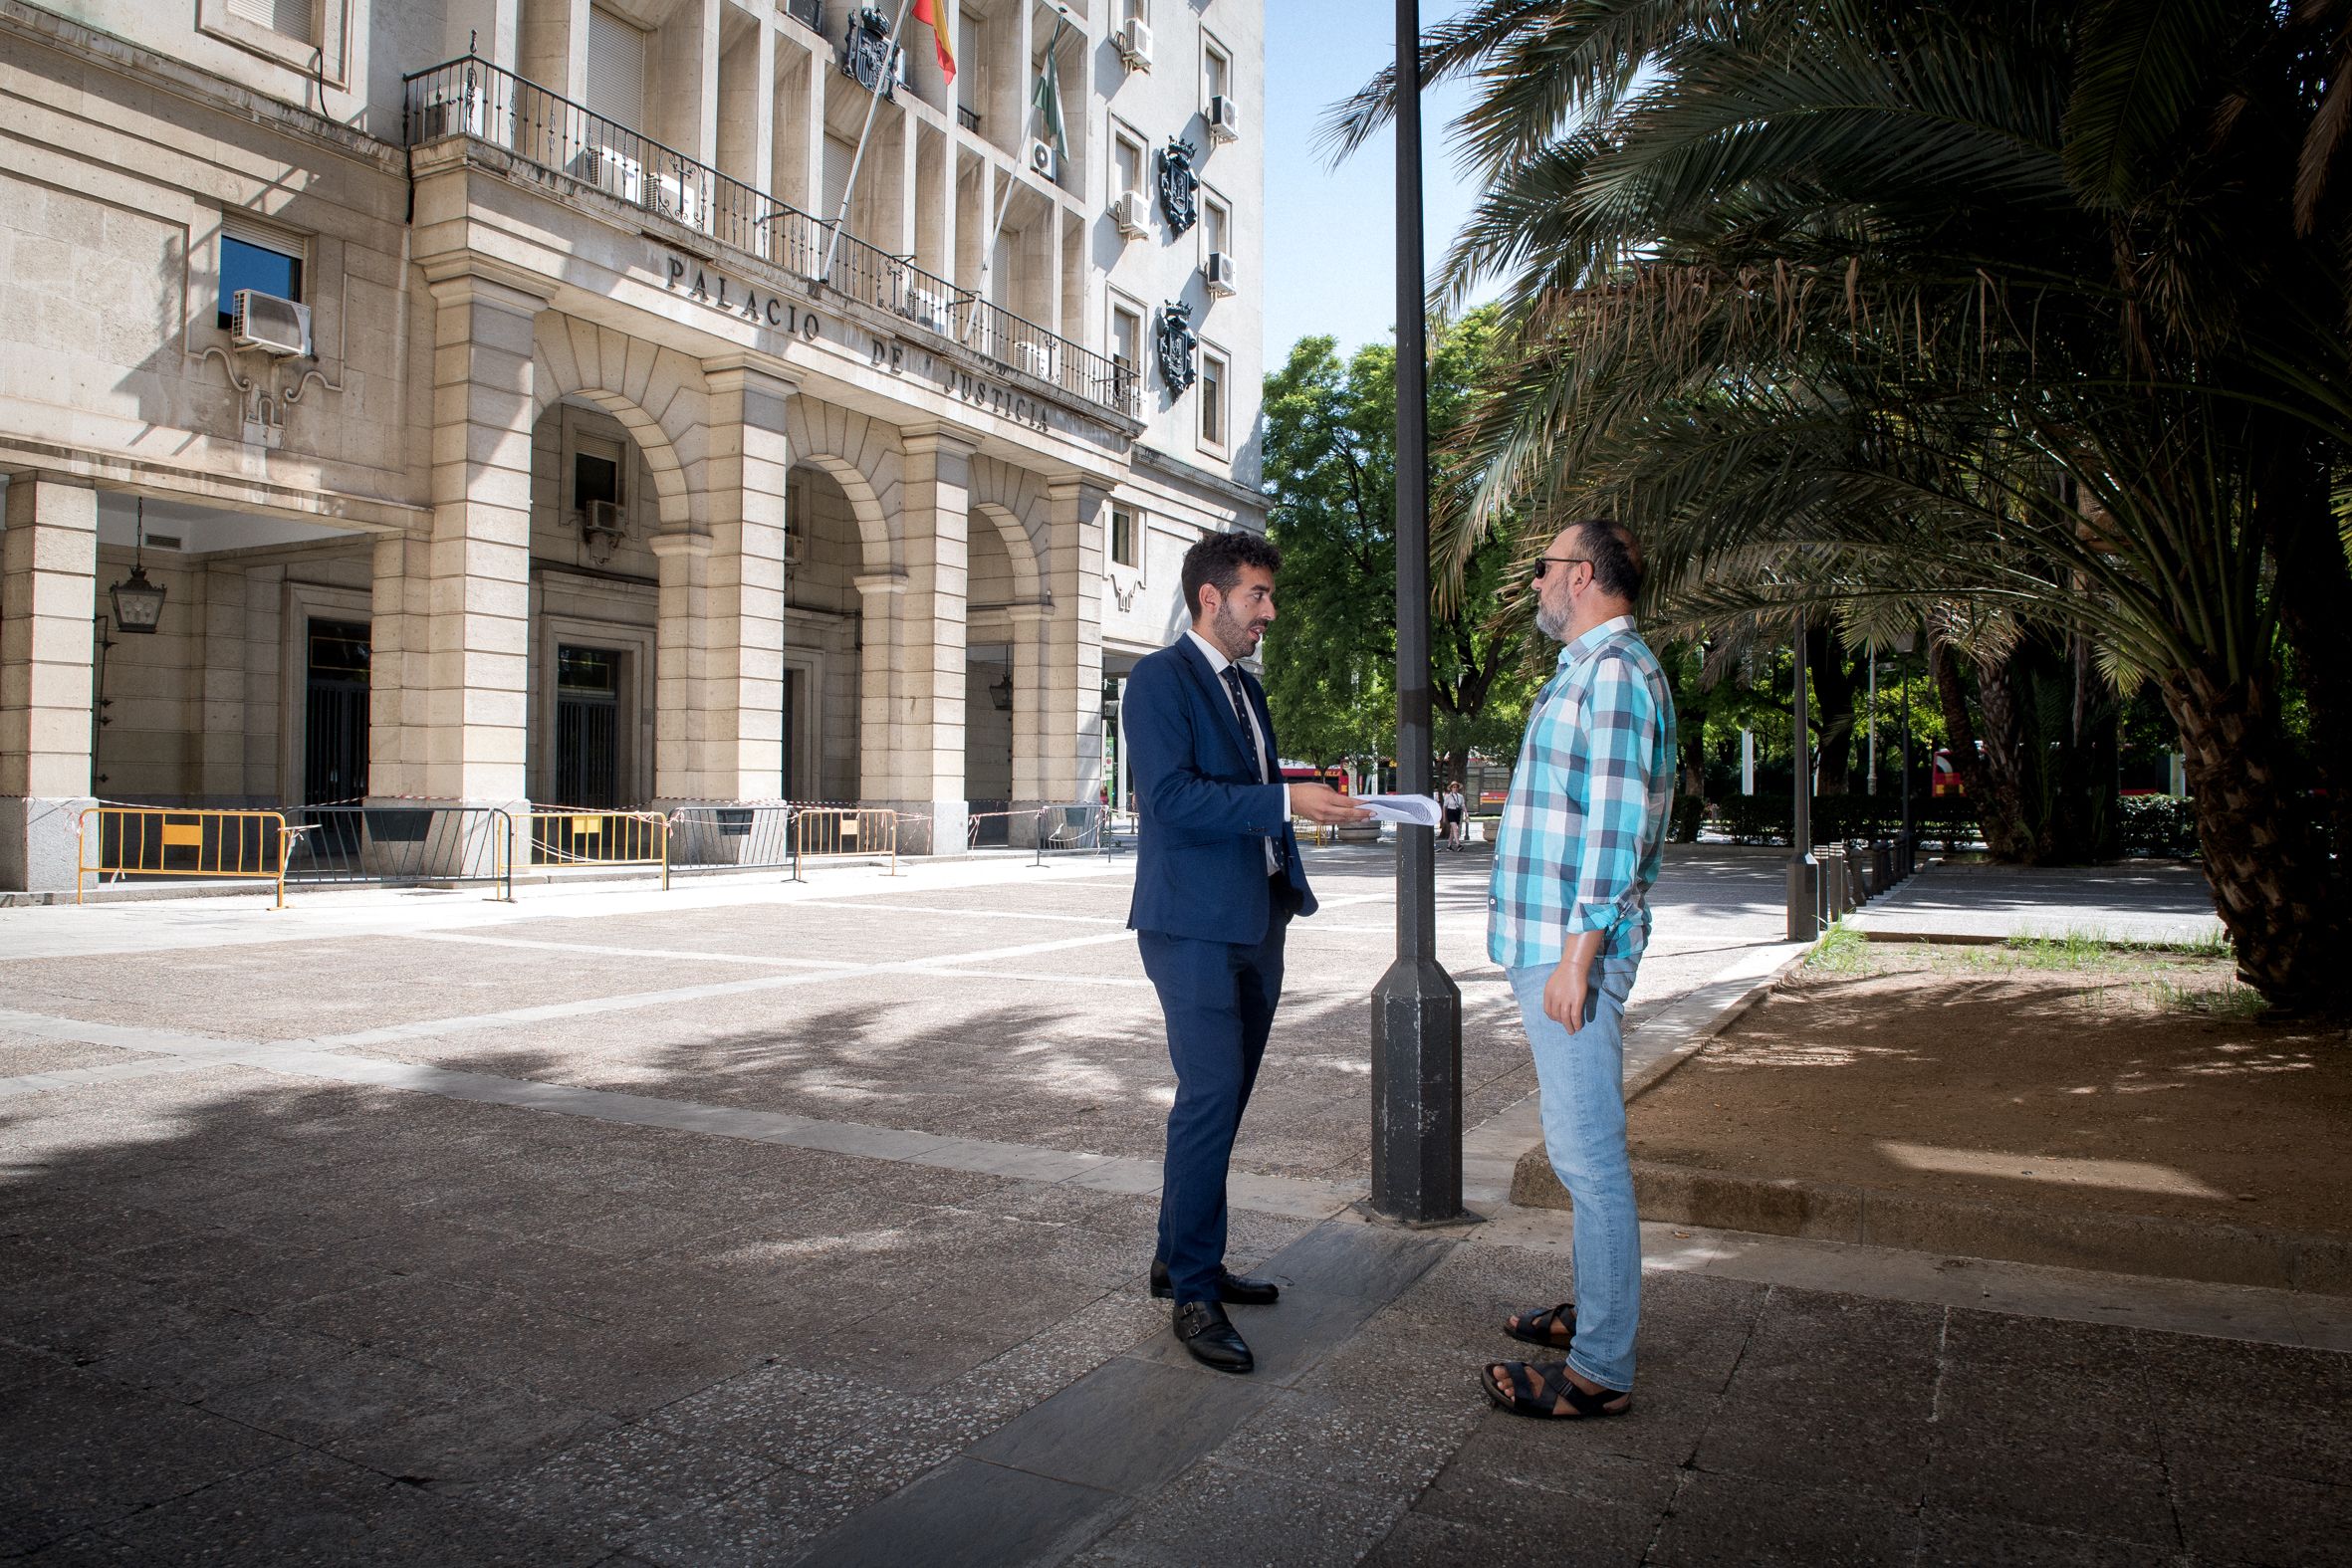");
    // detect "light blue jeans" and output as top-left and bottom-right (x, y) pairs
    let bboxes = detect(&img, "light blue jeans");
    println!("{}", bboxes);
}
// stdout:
(1507, 954), (1643, 1393)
